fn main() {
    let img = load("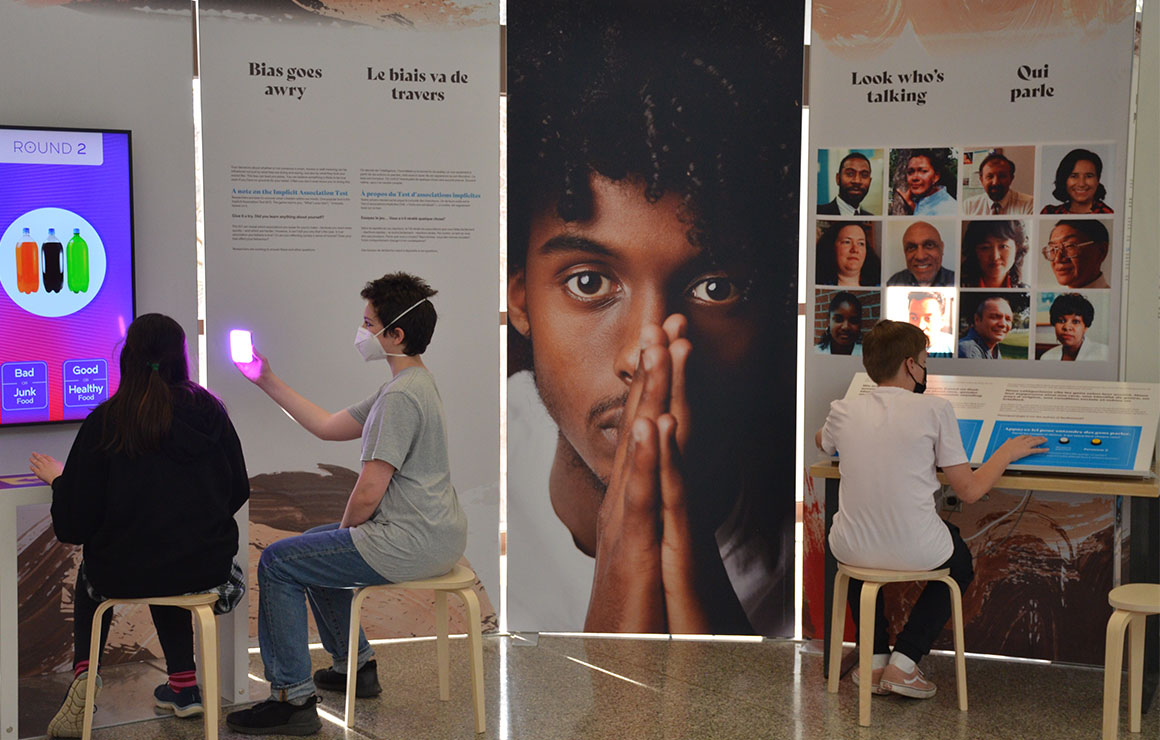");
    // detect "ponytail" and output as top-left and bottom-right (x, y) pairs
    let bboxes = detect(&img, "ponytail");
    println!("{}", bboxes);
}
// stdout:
(98, 314), (193, 457)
